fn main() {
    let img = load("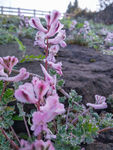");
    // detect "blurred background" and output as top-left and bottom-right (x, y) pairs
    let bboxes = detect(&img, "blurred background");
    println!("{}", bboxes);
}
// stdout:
(0, 0), (113, 24)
